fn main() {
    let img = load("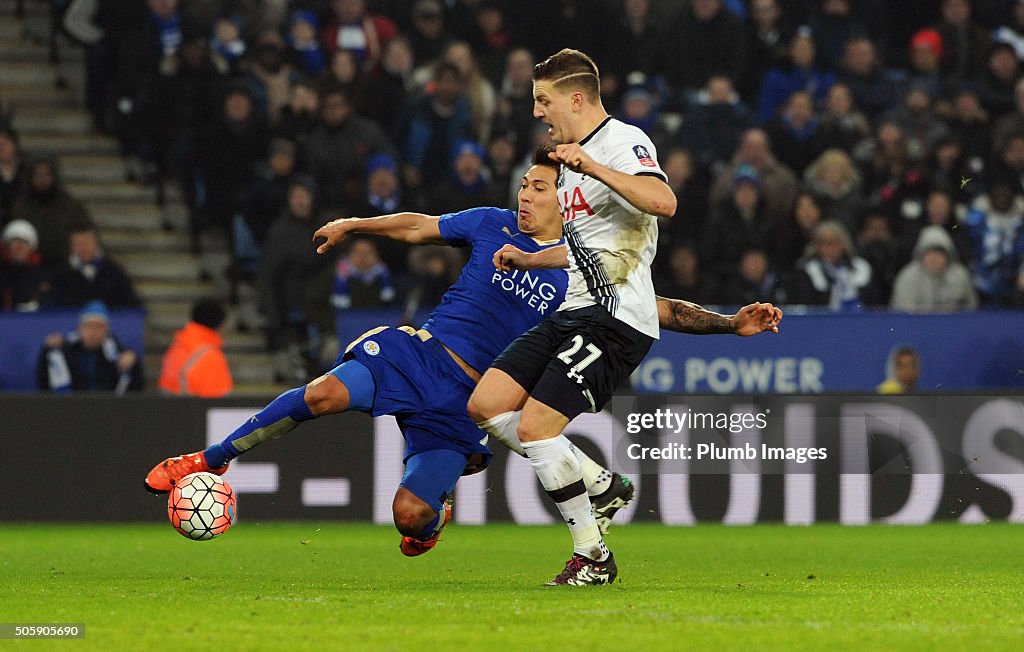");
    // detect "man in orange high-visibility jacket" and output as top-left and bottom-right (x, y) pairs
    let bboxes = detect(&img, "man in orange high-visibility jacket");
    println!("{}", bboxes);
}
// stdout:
(159, 300), (233, 397)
